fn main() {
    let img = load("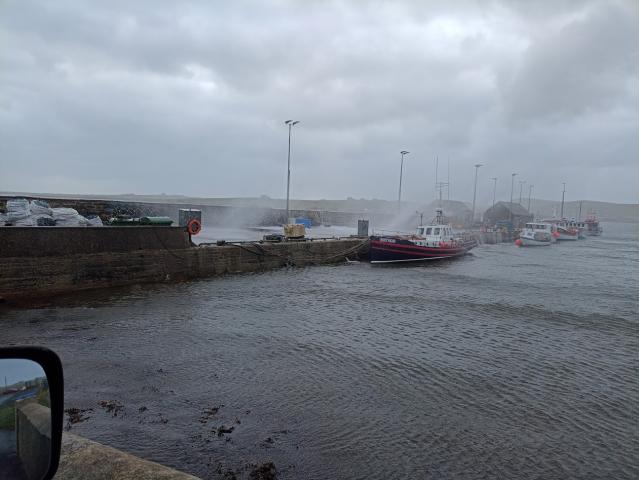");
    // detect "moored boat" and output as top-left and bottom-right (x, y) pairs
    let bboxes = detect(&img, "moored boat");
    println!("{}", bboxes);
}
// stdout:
(555, 224), (579, 241)
(369, 210), (477, 263)
(542, 218), (579, 241)
(516, 223), (554, 246)
(566, 219), (587, 239)
(584, 213), (603, 236)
